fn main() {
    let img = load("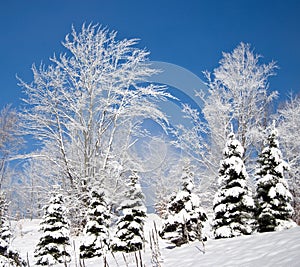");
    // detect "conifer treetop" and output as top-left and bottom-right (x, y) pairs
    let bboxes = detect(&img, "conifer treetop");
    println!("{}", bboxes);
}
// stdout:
(223, 132), (244, 158)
